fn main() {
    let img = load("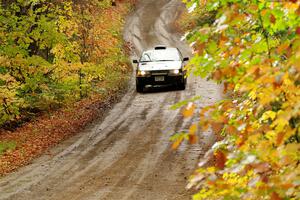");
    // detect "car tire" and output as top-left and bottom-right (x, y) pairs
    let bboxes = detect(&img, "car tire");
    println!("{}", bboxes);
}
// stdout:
(178, 82), (186, 90)
(136, 80), (144, 93)
(178, 77), (186, 90)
